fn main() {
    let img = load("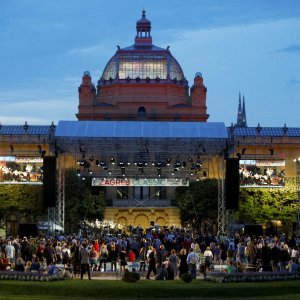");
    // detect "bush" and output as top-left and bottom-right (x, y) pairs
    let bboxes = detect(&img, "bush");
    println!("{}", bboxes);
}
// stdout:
(180, 273), (193, 283)
(122, 270), (140, 283)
